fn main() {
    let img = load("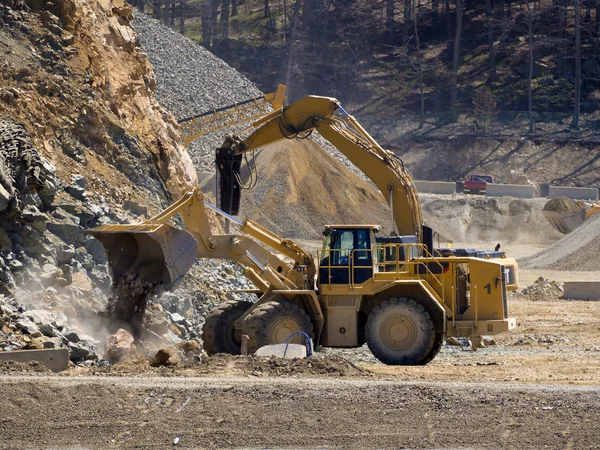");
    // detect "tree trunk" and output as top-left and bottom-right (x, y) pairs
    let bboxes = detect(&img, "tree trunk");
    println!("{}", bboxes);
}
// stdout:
(414, 14), (425, 128)
(403, 0), (411, 45)
(485, 0), (496, 81)
(526, 1), (534, 133)
(451, 0), (463, 122)
(595, 0), (600, 56)
(220, 0), (230, 39)
(264, 0), (270, 17)
(432, 0), (439, 29)
(231, 0), (237, 15)
(557, 0), (567, 76)
(386, 0), (395, 45)
(179, 1), (185, 34)
(210, 0), (219, 46)
(572, 0), (581, 129)
(201, 0), (212, 46)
